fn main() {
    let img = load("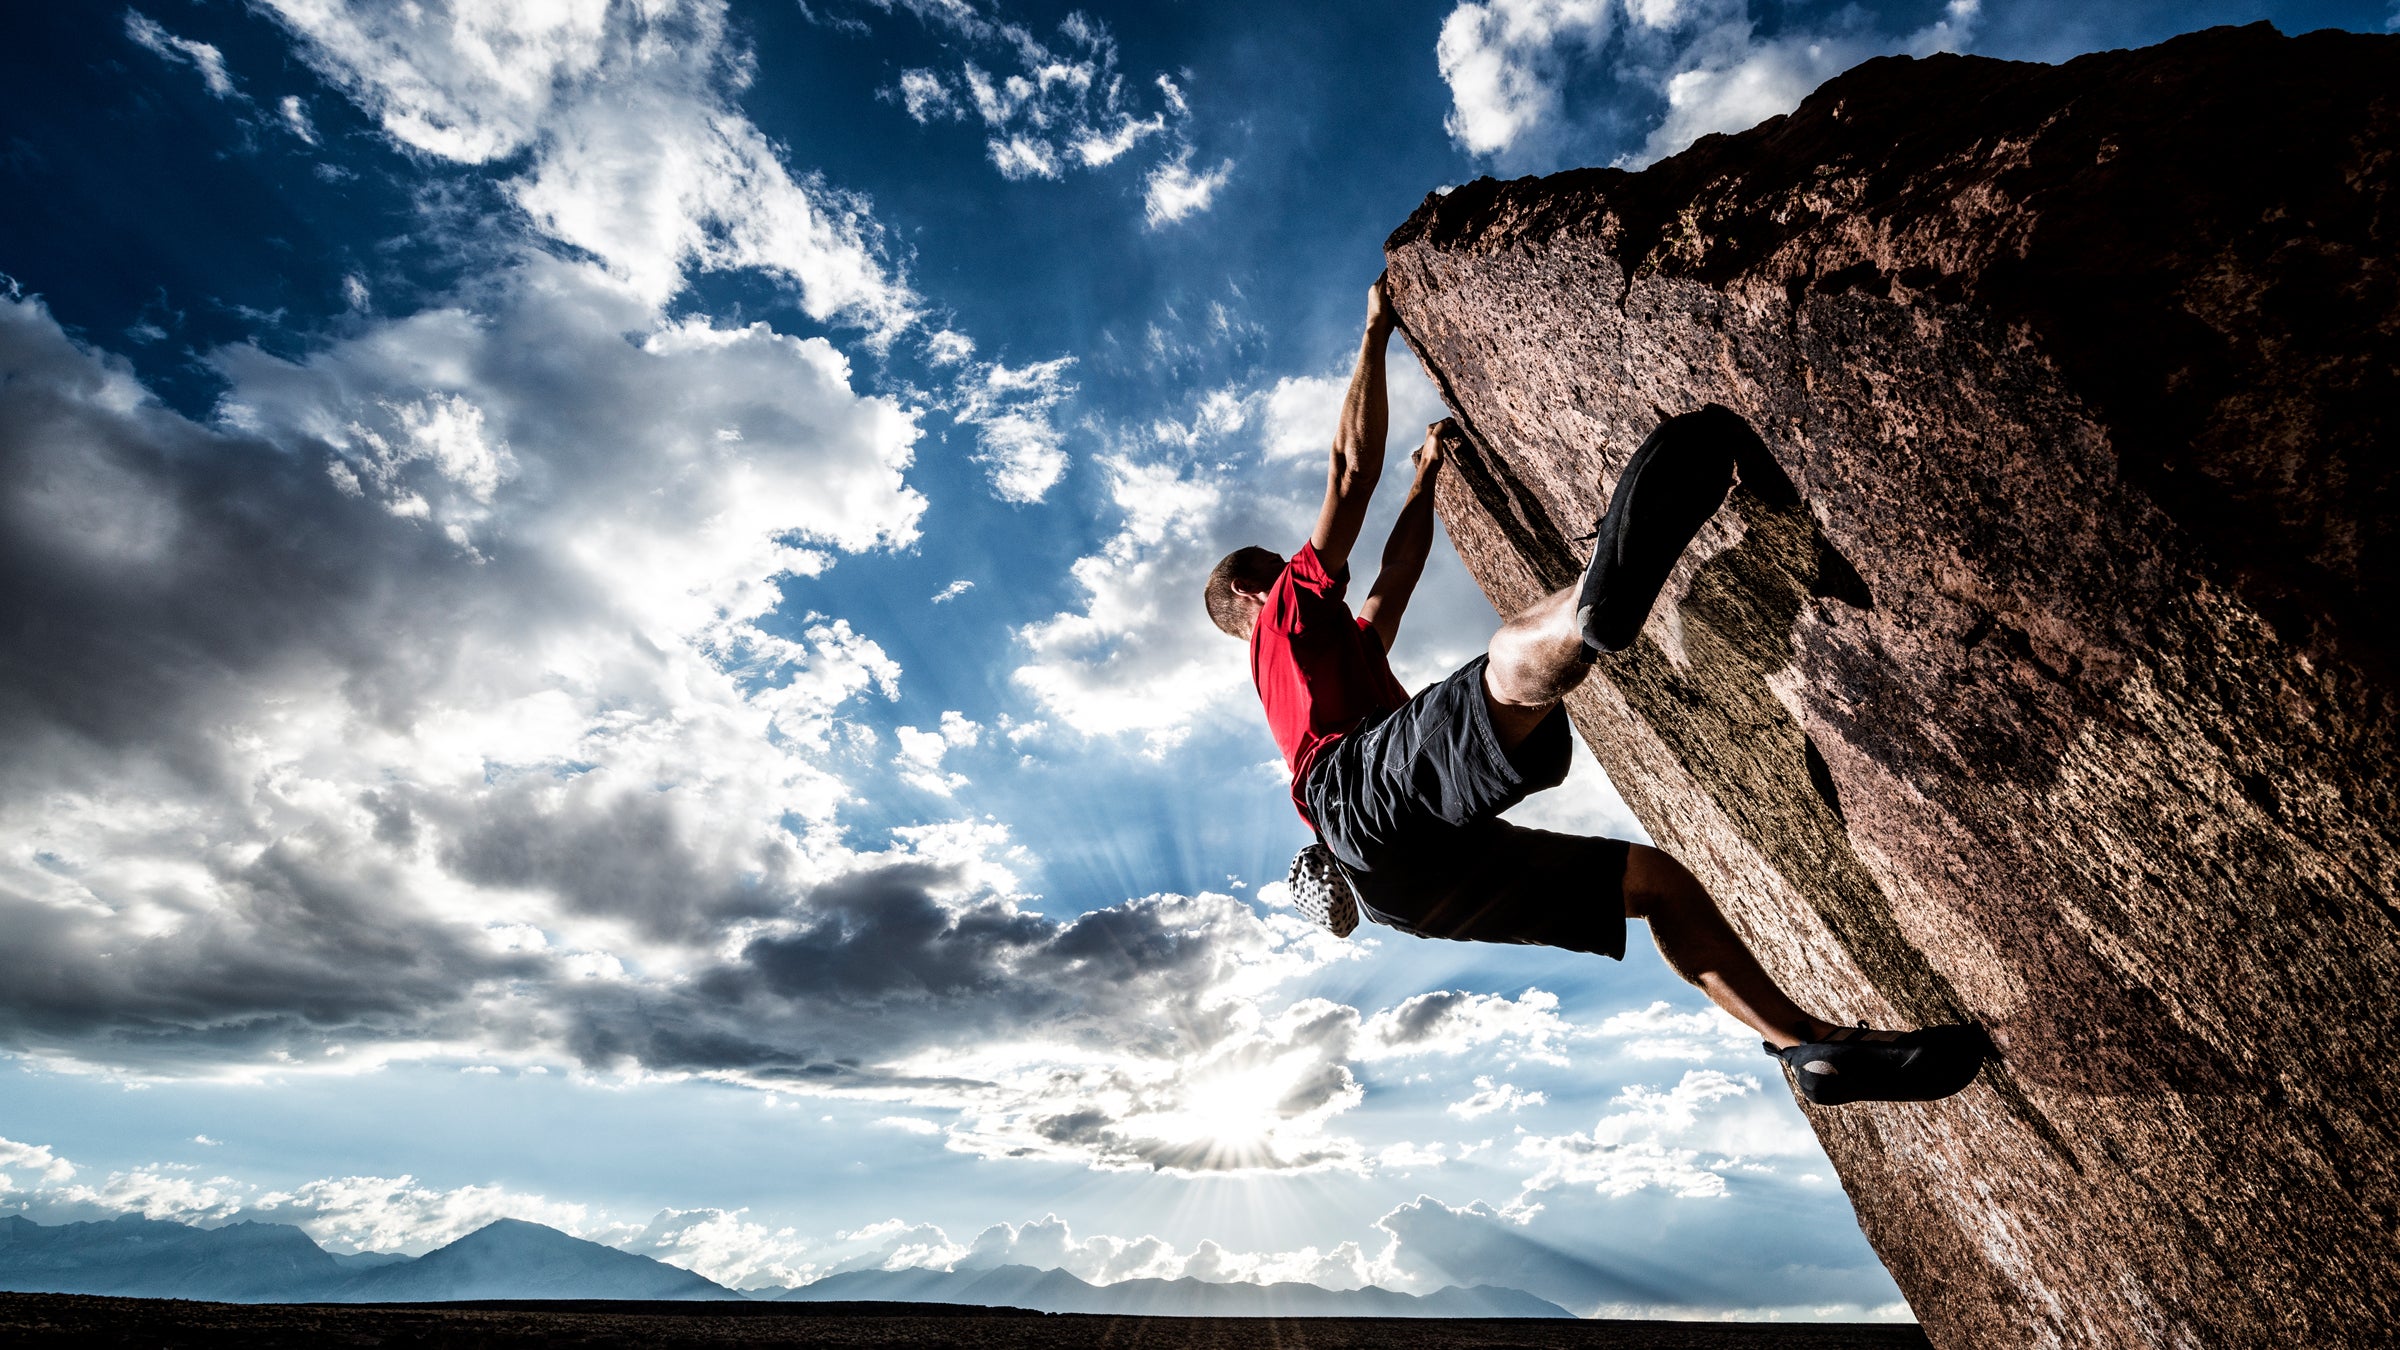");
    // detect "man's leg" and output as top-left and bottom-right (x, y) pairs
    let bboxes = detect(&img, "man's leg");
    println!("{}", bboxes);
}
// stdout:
(1621, 844), (1834, 1049)
(1474, 584), (1832, 1046)
(1483, 584), (1585, 751)
(1482, 404), (1746, 747)
(1452, 415), (1980, 1096)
